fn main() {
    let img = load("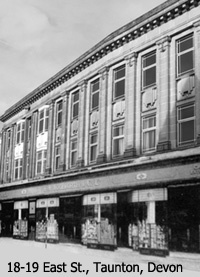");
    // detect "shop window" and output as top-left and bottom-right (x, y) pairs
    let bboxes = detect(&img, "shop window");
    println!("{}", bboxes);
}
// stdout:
(112, 125), (124, 157)
(56, 100), (63, 127)
(177, 103), (195, 146)
(89, 133), (98, 163)
(142, 51), (156, 89)
(55, 145), (61, 170)
(113, 65), (125, 100)
(16, 121), (25, 144)
(91, 79), (99, 110)
(36, 150), (47, 175)
(142, 115), (156, 152)
(177, 34), (194, 76)
(14, 158), (23, 180)
(38, 107), (49, 134)
(72, 91), (79, 119)
(71, 140), (77, 167)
